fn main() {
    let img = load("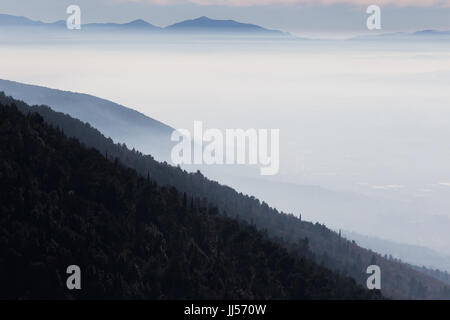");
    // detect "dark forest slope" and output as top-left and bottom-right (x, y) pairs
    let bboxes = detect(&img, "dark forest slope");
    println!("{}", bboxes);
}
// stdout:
(0, 102), (379, 299)
(1, 92), (448, 299)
